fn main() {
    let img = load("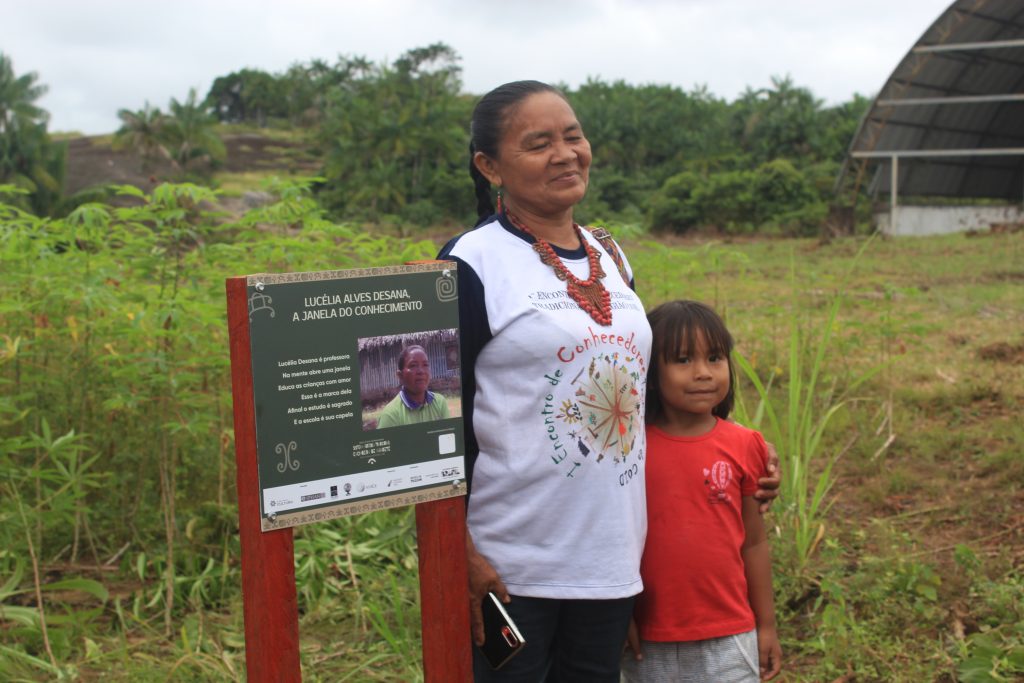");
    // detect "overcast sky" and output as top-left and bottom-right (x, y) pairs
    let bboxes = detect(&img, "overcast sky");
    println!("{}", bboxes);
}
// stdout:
(4, 0), (952, 135)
